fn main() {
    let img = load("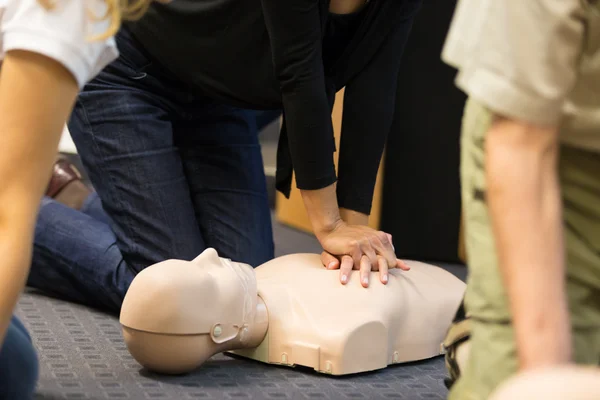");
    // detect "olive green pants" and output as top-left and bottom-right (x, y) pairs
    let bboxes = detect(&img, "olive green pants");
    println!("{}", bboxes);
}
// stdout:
(449, 99), (600, 400)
